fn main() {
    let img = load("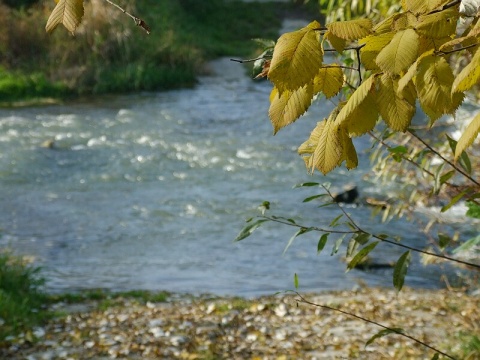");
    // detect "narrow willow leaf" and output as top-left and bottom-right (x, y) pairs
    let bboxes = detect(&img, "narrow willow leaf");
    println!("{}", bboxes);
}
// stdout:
(284, 228), (312, 255)
(318, 233), (329, 253)
(365, 328), (404, 347)
(331, 235), (346, 255)
(330, 214), (344, 227)
(376, 74), (416, 132)
(269, 84), (315, 134)
(294, 182), (320, 188)
(269, 21), (323, 92)
(303, 194), (328, 203)
(453, 47), (480, 93)
(234, 219), (269, 241)
(294, 273), (299, 289)
(354, 232), (371, 245)
(347, 241), (379, 272)
(327, 19), (373, 41)
(453, 235), (480, 254)
(431, 353), (440, 360)
(313, 66), (344, 98)
(440, 170), (455, 185)
(346, 237), (359, 258)
(393, 251), (411, 291)
(46, 0), (84, 34)
(376, 29), (419, 75)
(441, 191), (466, 213)
(455, 112), (480, 160)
